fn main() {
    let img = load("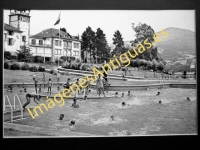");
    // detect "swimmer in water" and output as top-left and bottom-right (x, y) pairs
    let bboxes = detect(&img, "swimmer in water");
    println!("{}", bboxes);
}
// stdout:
(71, 97), (79, 108)
(115, 92), (118, 97)
(187, 97), (191, 101)
(158, 100), (162, 104)
(127, 91), (133, 96)
(83, 96), (87, 100)
(156, 92), (160, 96)
(121, 93), (124, 97)
(69, 120), (75, 126)
(7, 85), (13, 93)
(110, 115), (115, 121)
(122, 102), (126, 106)
(59, 114), (64, 121)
